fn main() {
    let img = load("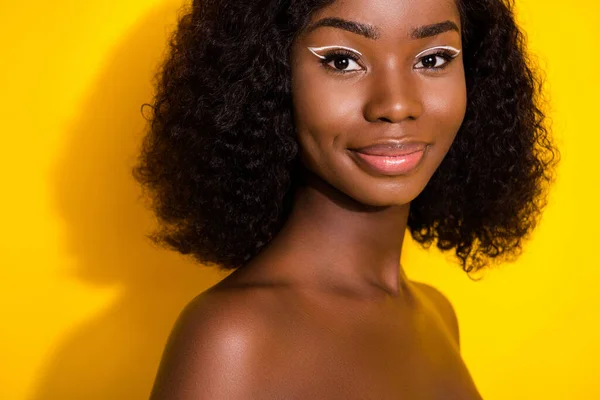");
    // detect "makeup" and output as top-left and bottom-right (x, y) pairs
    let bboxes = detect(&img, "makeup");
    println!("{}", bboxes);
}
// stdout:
(415, 45), (461, 59)
(307, 45), (362, 59)
(351, 146), (429, 176)
(349, 141), (430, 176)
